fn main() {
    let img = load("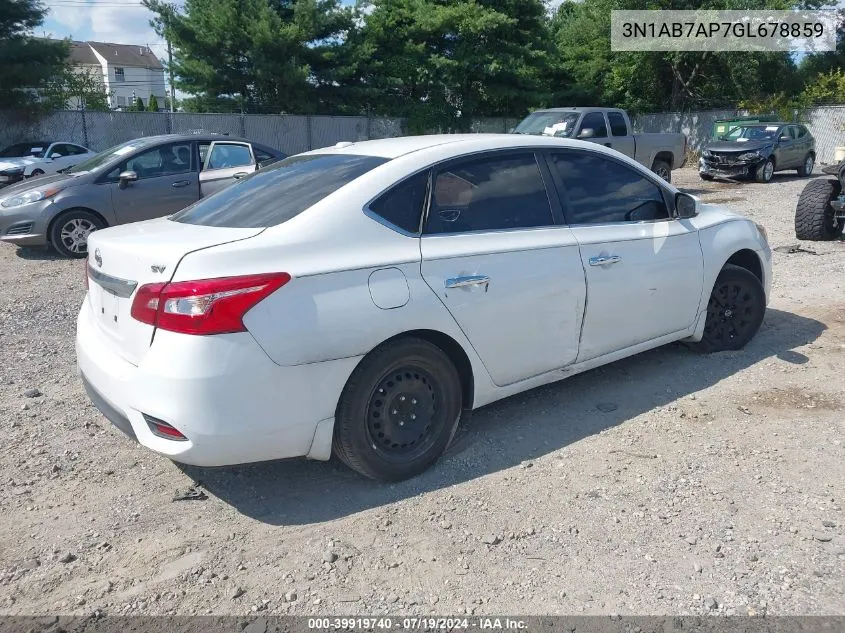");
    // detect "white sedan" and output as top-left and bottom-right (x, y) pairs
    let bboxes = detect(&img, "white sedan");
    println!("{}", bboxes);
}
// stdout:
(0, 140), (96, 184)
(76, 134), (772, 481)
